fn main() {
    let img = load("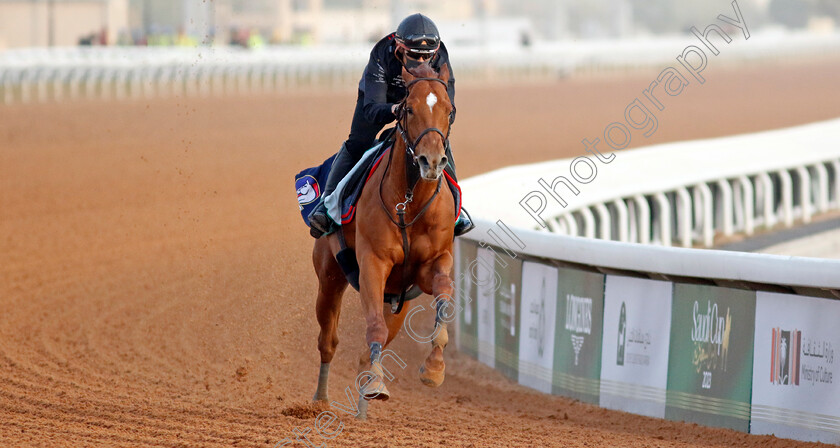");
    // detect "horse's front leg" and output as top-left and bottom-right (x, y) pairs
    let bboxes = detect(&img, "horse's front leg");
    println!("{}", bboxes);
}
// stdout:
(418, 252), (454, 387)
(357, 250), (393, 401)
